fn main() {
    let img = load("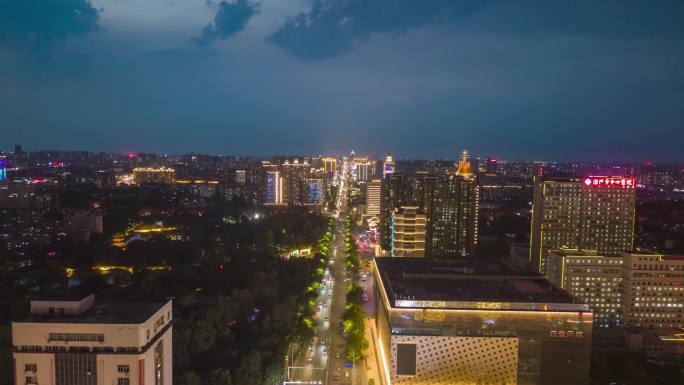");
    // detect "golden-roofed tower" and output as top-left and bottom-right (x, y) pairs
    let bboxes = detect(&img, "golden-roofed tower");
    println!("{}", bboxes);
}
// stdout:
(455, 149), (474, 177)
